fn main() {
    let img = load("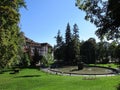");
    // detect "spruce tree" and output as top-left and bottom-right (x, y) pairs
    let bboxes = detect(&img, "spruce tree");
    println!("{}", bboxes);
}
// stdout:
(65, 23), (72, 65)
(55, 30), (64, 48)
(54, 30), (65, 61)
(71, 24), (80, 64)
(65, 23), (71, 45)
(0, 0), (26, 69)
